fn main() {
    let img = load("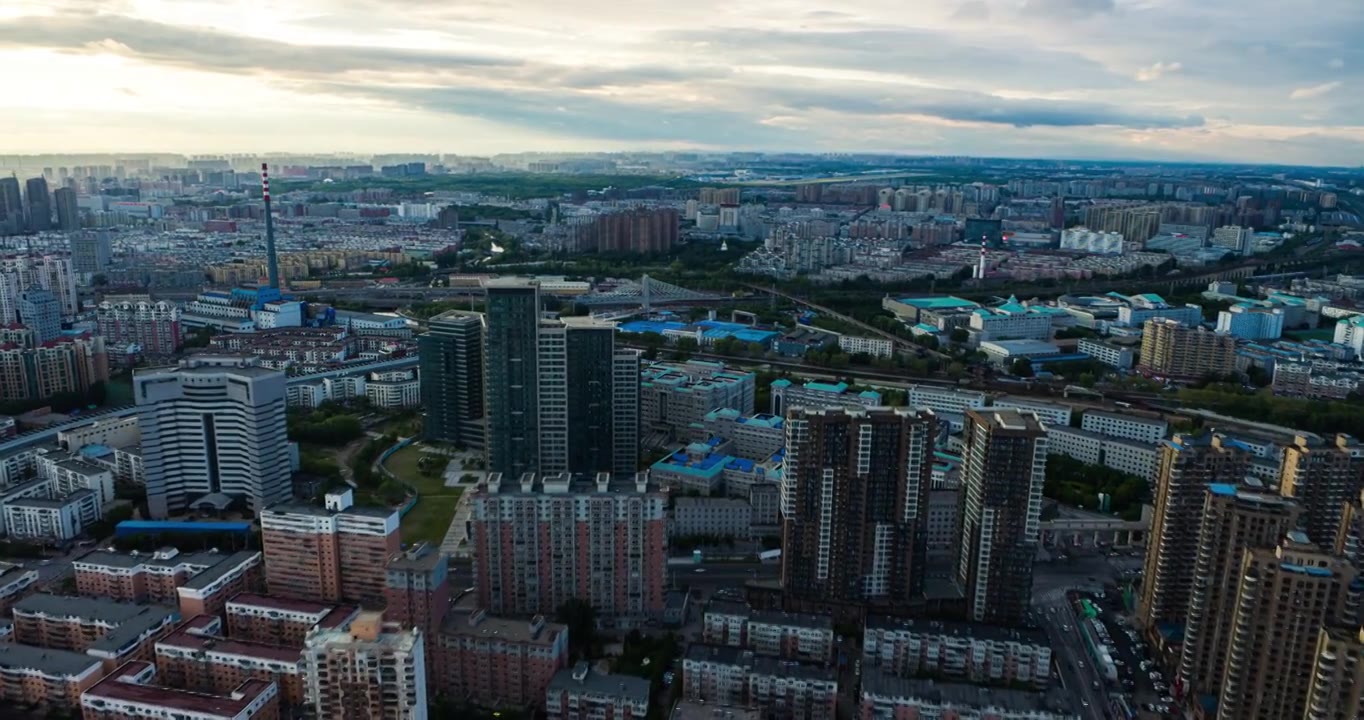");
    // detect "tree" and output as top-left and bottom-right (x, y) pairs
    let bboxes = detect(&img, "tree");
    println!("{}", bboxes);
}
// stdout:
(555, 598), (598, 662)
(1010, 358), (1035, 377)
(949, 327), (969, 343)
